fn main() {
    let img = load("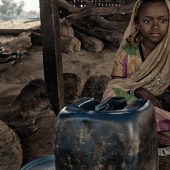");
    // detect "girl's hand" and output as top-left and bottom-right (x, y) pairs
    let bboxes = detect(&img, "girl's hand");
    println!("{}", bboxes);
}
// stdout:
(134, 87), (163, 109)
(102, 88), (116, 101)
